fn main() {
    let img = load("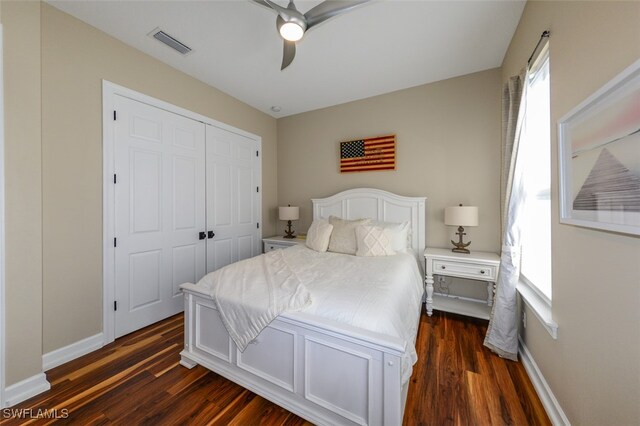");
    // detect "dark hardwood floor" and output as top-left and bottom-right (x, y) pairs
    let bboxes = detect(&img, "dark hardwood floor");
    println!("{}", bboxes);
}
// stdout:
(1, 311), (550, 425)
